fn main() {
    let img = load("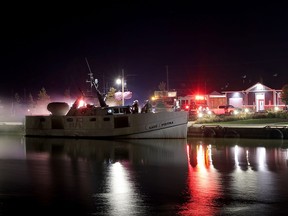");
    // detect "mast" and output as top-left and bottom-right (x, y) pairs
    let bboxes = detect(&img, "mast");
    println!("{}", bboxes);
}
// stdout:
(85, 57), (94, 95)
(84, 57), (107, 107)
